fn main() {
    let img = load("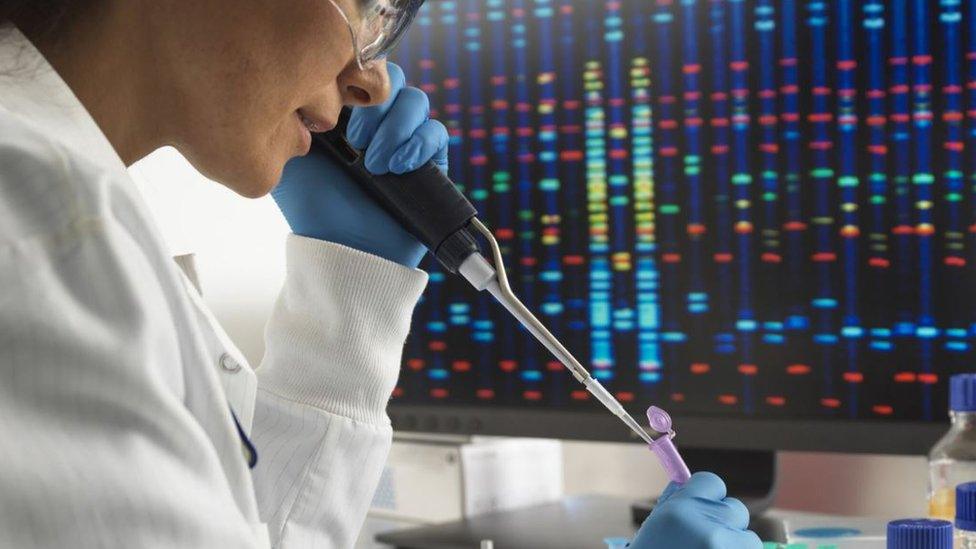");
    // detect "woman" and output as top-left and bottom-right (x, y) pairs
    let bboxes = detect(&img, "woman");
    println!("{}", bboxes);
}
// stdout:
(0, 1), (760, 547)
